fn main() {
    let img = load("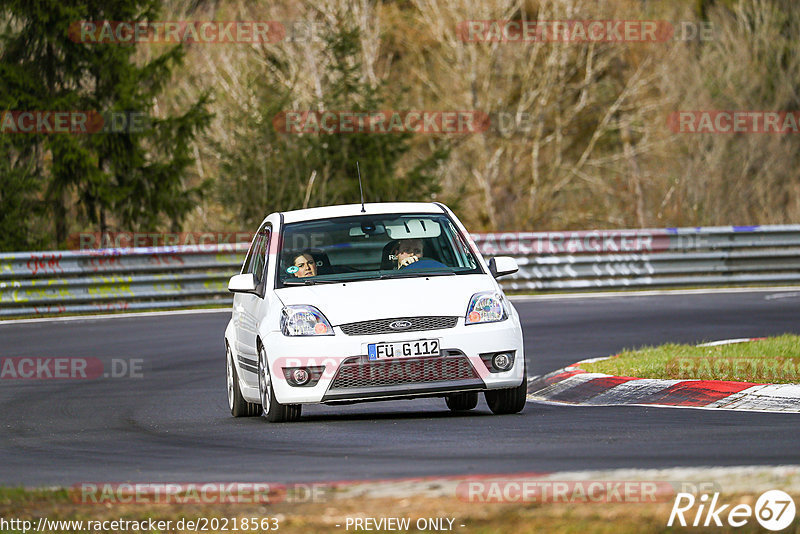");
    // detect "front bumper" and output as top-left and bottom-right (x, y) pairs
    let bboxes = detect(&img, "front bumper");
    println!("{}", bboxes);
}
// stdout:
(263, 317), (524, 404)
